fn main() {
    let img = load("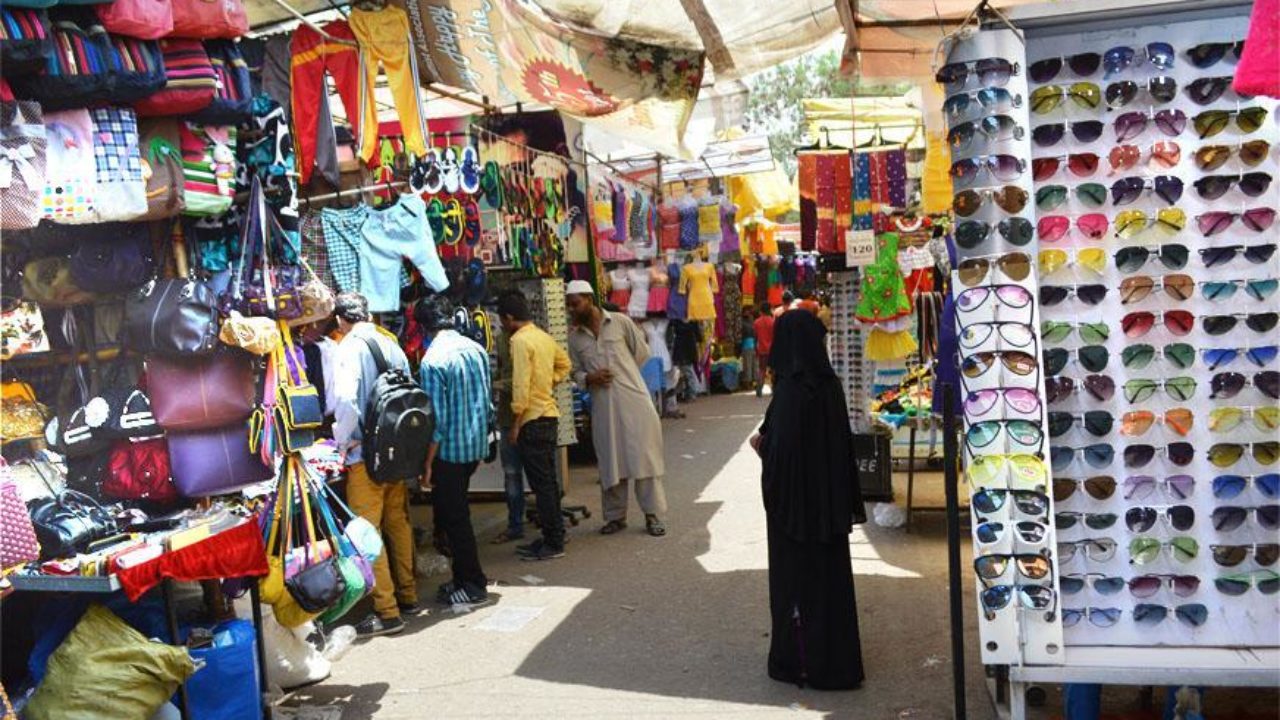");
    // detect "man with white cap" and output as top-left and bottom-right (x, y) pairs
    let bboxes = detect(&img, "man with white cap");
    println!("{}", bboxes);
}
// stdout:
(565, 280), (668, 537)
